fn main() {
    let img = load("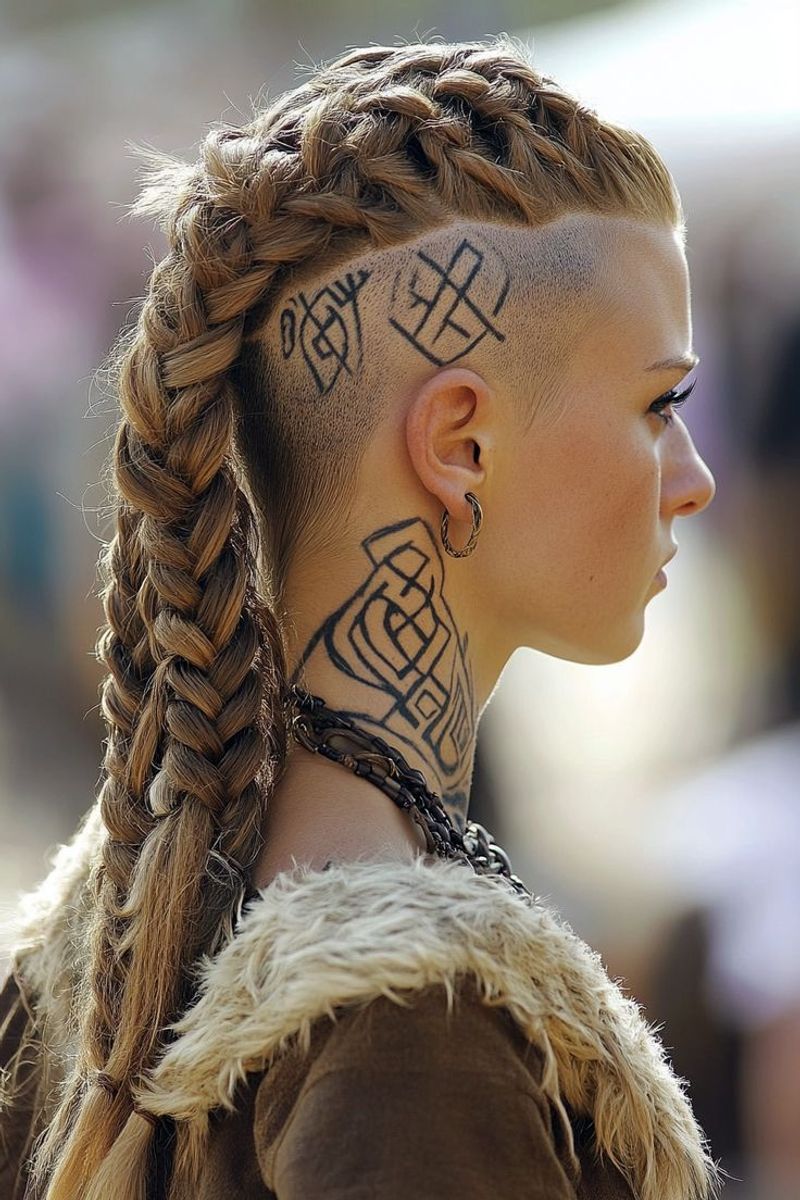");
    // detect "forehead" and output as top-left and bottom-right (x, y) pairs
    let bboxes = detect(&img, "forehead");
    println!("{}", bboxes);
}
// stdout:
(599, 218), (689, 297)
(576, 218), (692, 377)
